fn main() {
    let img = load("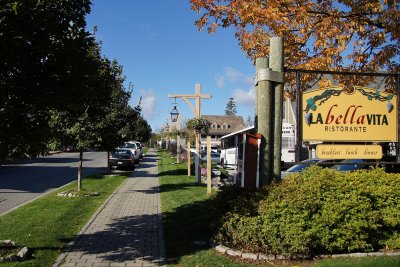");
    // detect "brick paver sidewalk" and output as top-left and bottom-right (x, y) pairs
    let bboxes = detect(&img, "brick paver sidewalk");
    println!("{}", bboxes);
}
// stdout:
(54, 148), (166, 267)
